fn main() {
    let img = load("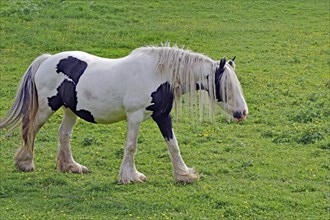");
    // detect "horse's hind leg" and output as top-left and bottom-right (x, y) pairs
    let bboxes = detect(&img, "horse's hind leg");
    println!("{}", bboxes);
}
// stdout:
(57, 108), (89, 174)
(14, 105), (54, 171)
